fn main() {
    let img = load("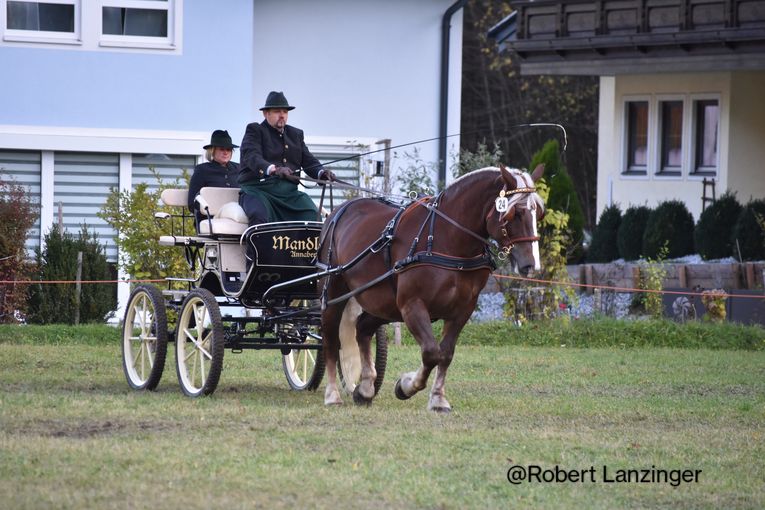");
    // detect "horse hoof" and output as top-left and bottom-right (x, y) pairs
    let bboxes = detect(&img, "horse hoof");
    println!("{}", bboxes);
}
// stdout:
(352, 387), (373, 406)
(394, 379), (411, 401)
(429, 405), (452, 414)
